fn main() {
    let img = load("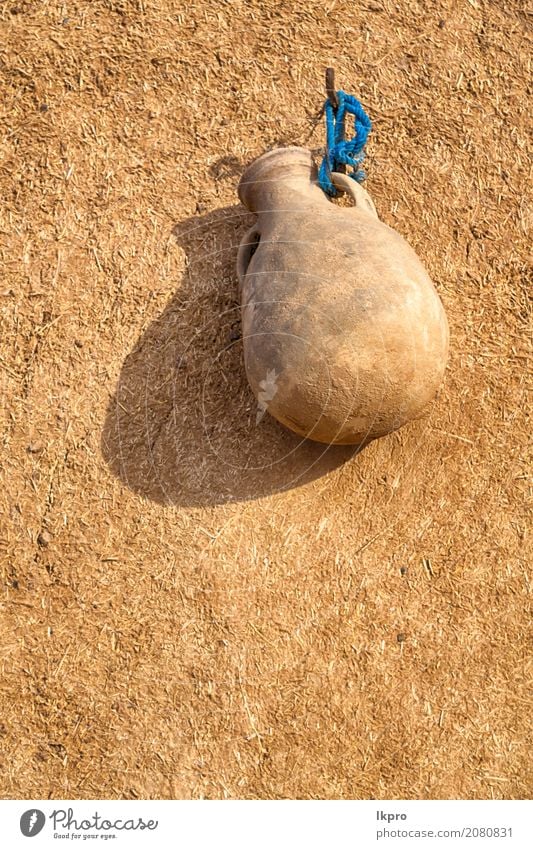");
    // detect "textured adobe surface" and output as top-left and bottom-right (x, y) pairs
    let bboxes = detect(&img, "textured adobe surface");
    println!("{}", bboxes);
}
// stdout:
(0, 0), (530, 799)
